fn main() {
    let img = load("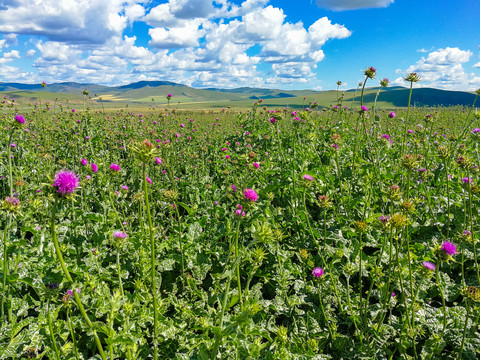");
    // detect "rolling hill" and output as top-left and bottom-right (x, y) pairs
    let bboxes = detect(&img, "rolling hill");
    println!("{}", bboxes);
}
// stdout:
(0, 80), (477, 110)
